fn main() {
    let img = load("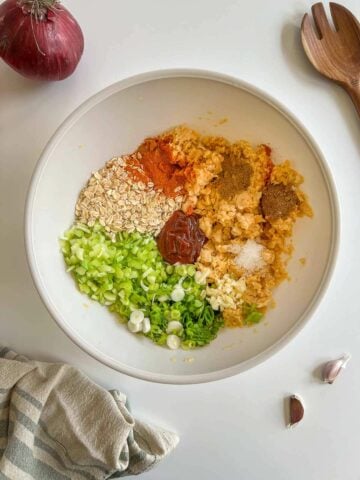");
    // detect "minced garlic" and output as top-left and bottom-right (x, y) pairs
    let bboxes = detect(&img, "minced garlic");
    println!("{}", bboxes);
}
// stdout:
(206, 274), (246, 311)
